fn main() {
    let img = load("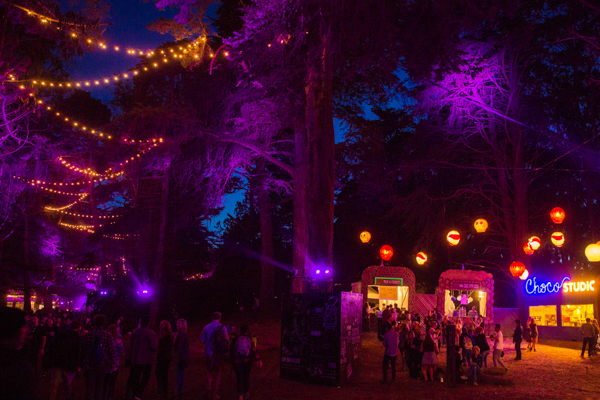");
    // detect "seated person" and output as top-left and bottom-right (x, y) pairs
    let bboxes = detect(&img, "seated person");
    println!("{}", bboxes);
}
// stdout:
(467, 346), (484, 385)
